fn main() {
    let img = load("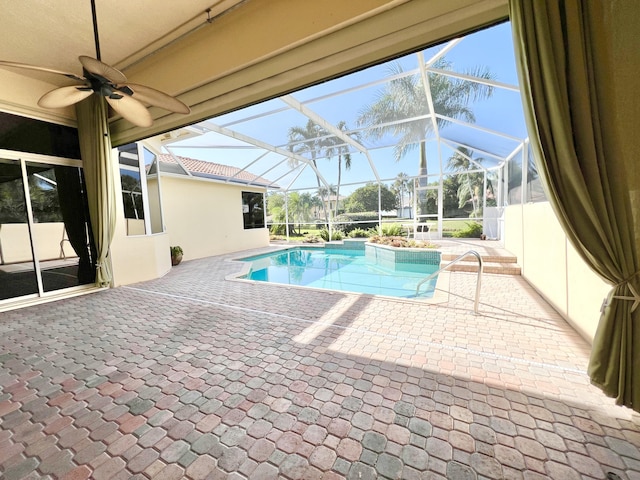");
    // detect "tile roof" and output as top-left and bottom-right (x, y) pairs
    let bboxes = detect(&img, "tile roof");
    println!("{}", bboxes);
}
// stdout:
(157, 154), (273, 187)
